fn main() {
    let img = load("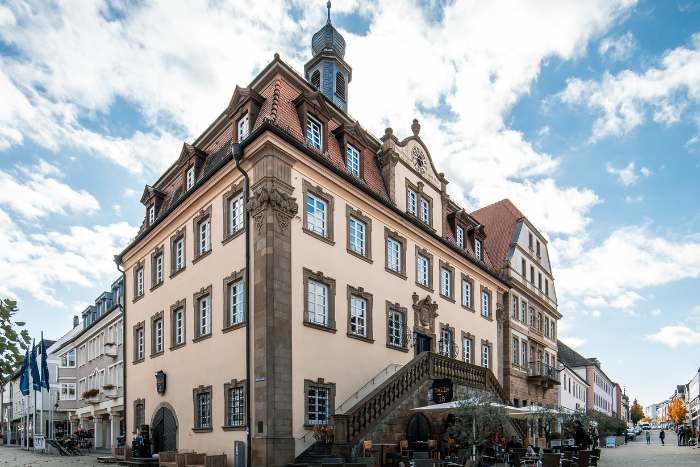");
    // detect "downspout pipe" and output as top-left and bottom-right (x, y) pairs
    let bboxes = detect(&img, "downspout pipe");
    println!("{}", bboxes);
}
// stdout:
(114, 257), (127, 446)
(232, 142), (252, 467)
